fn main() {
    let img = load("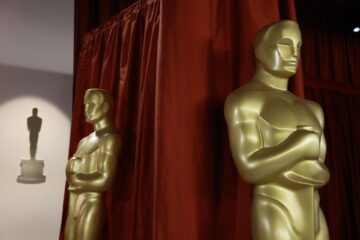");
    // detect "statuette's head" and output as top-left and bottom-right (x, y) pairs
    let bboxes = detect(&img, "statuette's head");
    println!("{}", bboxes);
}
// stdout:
(32, 107), (38, 116)
(254, 20), (302, 78)
(84, 89), (114, 124)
